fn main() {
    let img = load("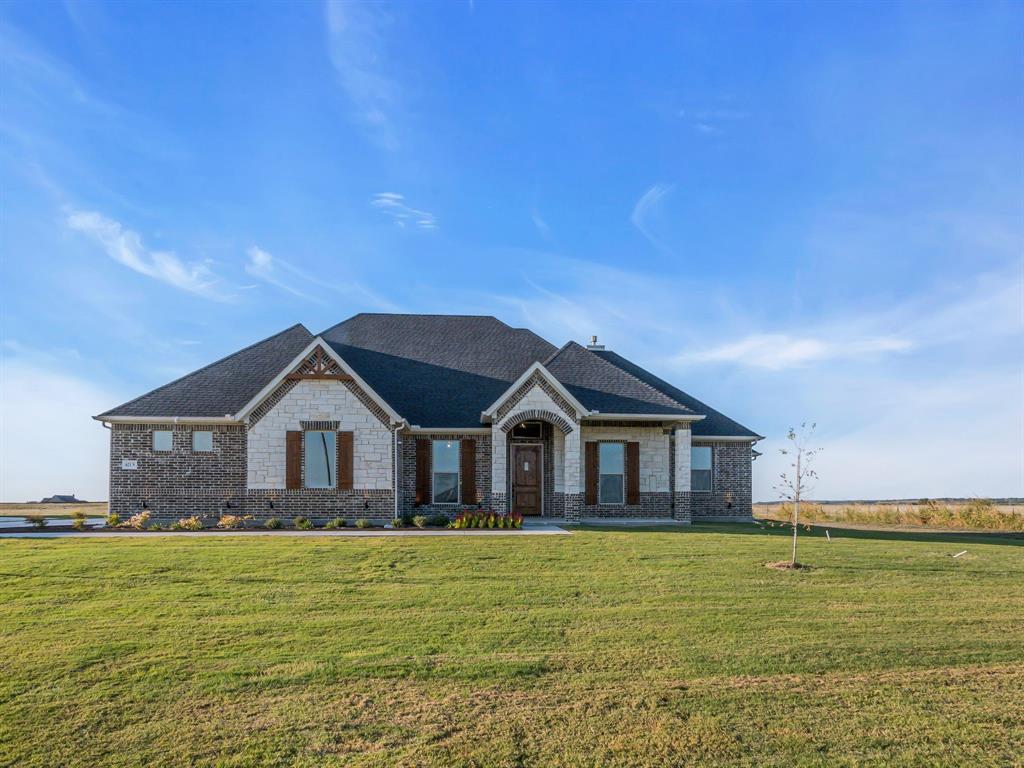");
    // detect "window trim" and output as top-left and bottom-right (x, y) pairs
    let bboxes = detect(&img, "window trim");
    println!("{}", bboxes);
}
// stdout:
(597, 441), (626, 506)
(192, 430), (213, 453)
(431, 439), (461, 505)
(303, 429), (337, 489)
(152, 430), (173, 452)
(691, 445), (713, 493)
